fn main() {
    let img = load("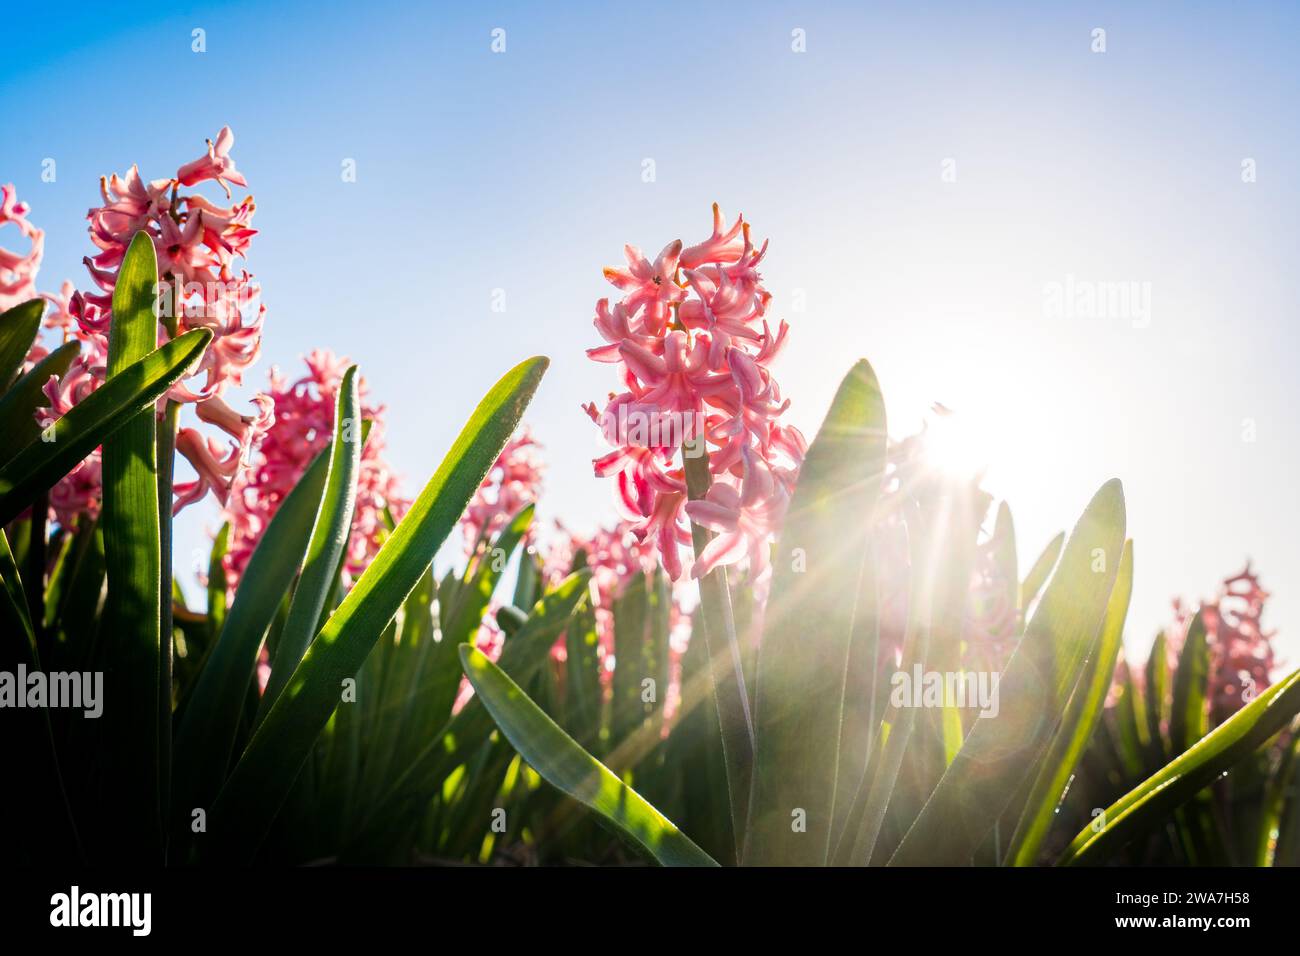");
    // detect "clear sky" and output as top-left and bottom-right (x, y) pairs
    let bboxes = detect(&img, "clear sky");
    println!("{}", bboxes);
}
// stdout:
(4, 1), (1297, 662)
